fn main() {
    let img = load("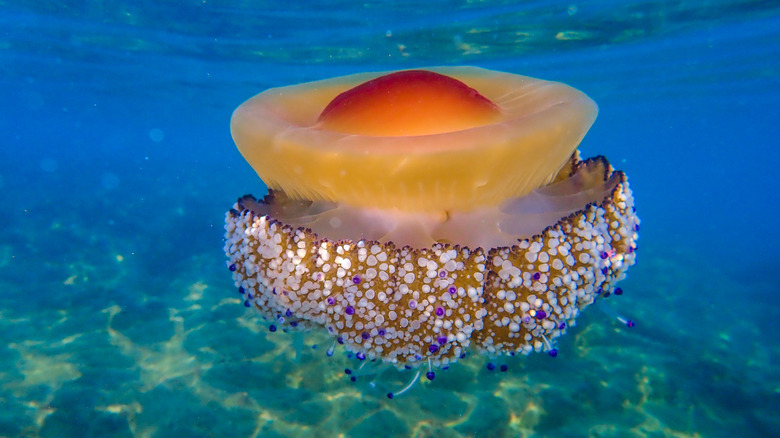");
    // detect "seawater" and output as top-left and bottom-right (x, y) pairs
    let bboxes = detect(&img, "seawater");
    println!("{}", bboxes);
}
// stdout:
(0, 1), (778, 437)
